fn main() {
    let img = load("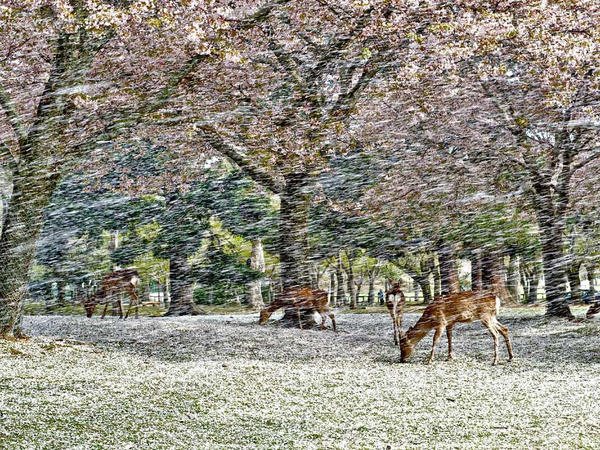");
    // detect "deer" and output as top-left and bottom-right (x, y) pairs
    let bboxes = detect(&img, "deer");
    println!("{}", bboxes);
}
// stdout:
(399, 290), (514, 365)
(83, 269), (141, 319)
(258, 286), (337, 331)
(587, 302), (600, 319)
(386, 279), (406, 346)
